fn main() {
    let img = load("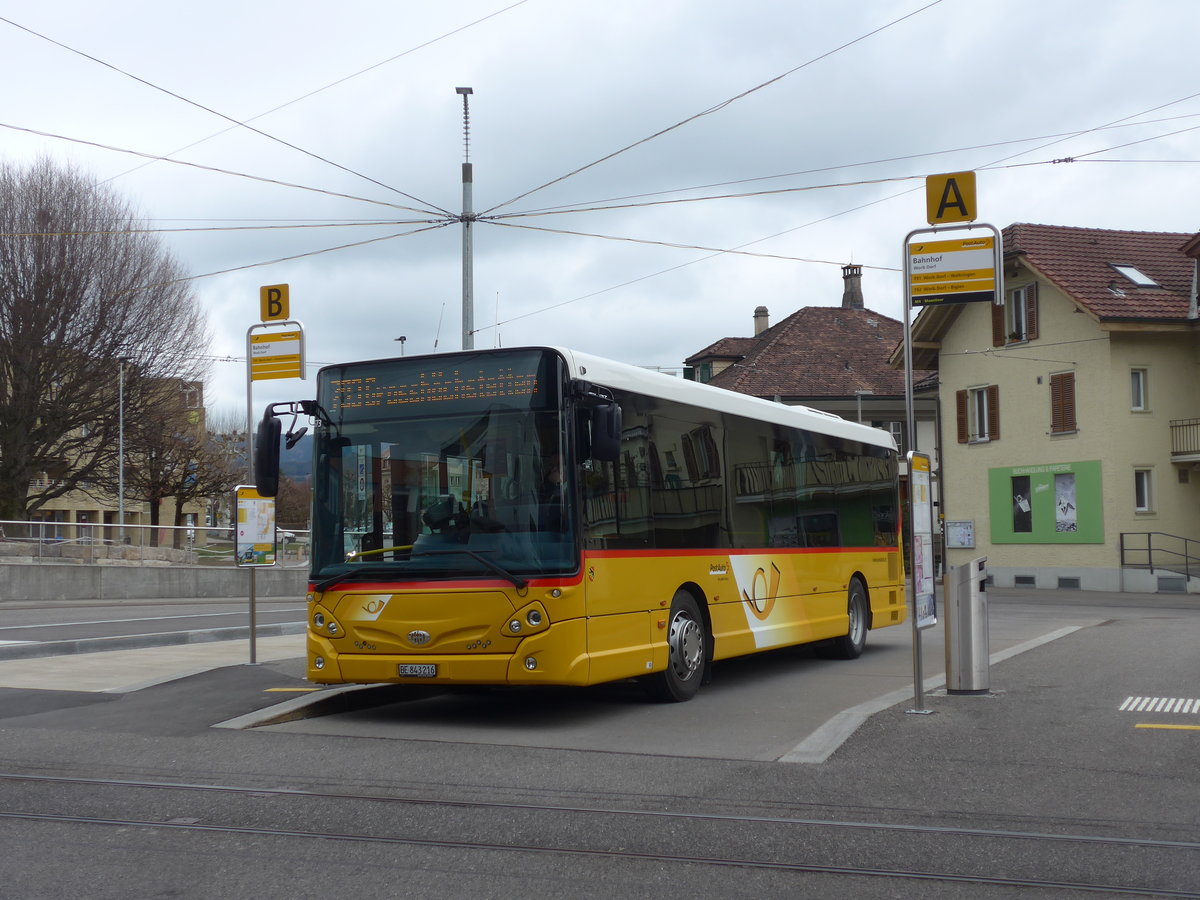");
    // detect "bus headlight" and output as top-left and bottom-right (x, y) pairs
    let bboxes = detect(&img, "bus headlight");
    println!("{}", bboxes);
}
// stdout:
(314, 612), (325, 628)
(526, 609), (543, 627)
(508, 619), (522, 634)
